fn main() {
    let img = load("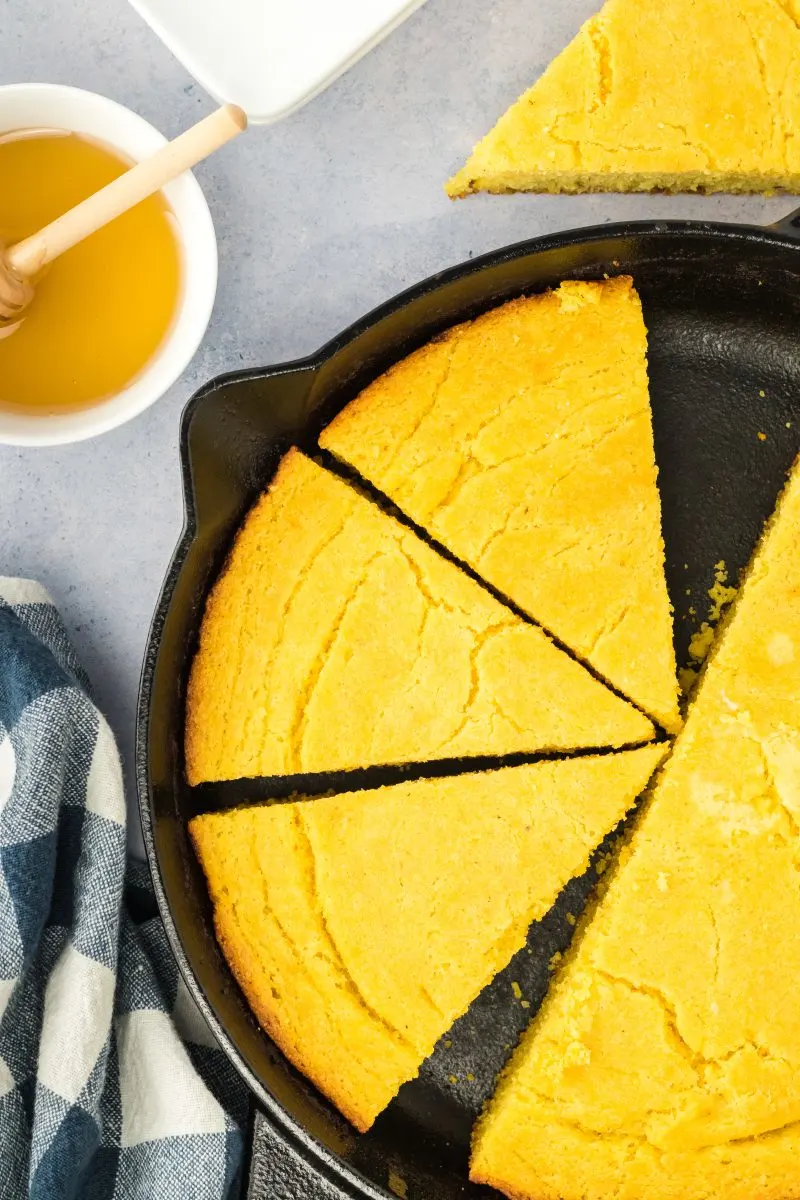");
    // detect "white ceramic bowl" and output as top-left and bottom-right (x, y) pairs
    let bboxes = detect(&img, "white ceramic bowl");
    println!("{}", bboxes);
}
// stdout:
(0, 83), (218, 446)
